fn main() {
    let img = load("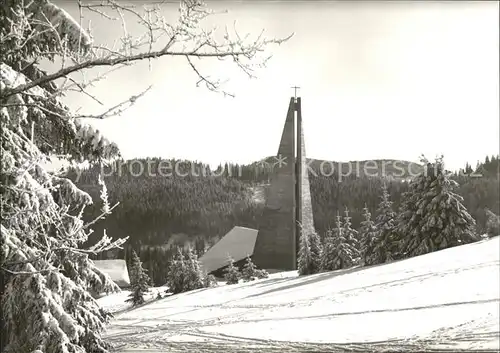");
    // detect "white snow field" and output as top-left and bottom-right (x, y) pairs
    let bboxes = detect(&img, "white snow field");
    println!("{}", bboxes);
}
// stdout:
(103, 237), (500, 352)
(98, 287), (170, 315)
